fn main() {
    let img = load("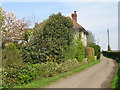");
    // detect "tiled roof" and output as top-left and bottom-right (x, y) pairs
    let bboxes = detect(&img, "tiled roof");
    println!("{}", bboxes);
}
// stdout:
(67, 16), (88, 35)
